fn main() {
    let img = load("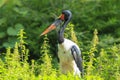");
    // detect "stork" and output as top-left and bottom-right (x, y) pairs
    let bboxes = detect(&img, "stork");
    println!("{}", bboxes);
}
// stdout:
(40, 10), (83, 76)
